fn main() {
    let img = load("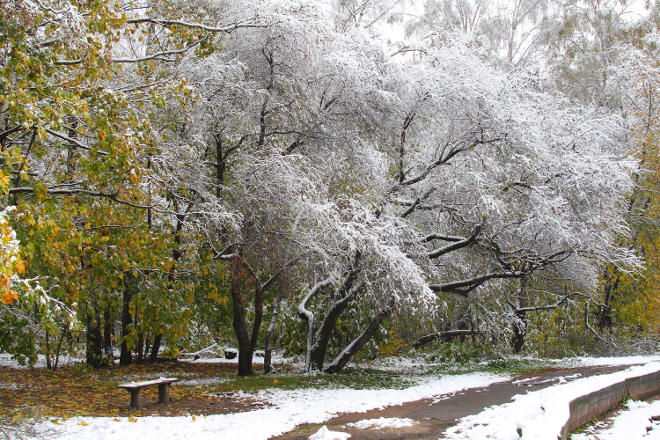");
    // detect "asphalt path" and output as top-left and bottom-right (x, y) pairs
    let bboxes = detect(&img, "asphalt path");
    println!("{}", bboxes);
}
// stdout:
(271, 364), (632, 440)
